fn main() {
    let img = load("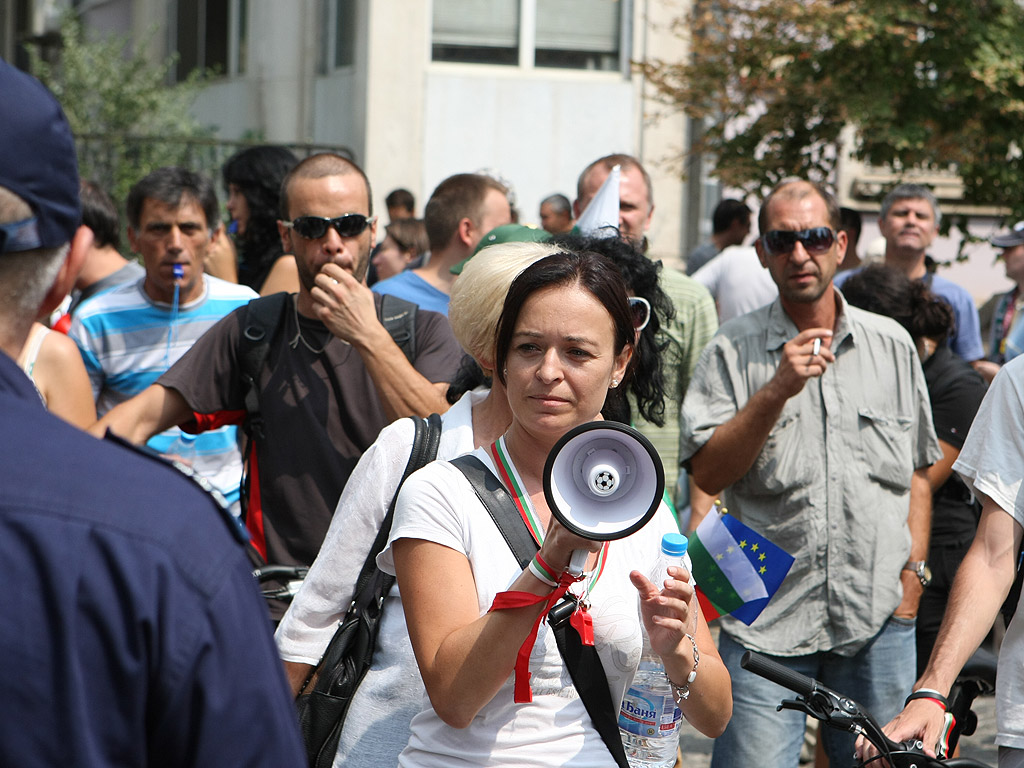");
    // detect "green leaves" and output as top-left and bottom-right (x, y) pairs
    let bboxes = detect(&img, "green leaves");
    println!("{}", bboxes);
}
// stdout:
(644, 0), (1024, 224)
(28, 13), (213, 208)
